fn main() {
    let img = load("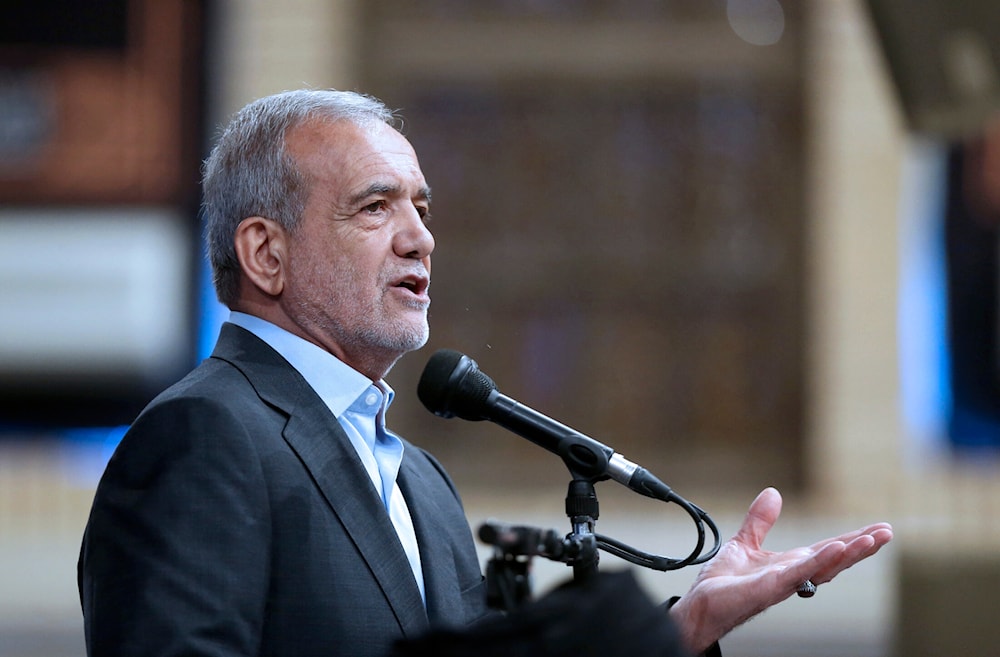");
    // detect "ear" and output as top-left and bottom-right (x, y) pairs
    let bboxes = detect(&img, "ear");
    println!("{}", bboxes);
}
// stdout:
(233, 216), (287, 297)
